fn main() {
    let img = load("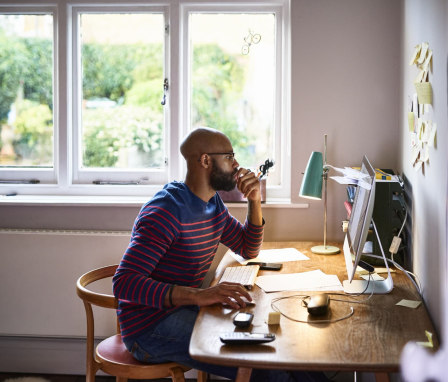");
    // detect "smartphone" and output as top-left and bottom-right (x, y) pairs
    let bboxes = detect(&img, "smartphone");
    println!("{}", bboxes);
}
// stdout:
(247, 262), (282, 271)
(233, 312), (254, 328)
